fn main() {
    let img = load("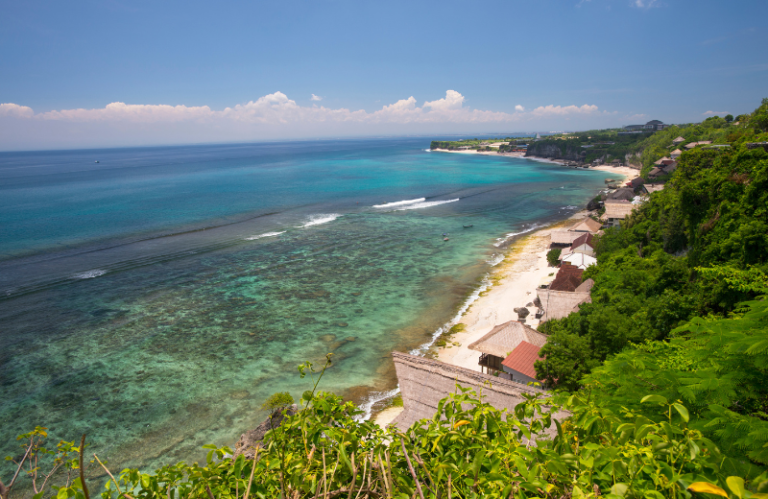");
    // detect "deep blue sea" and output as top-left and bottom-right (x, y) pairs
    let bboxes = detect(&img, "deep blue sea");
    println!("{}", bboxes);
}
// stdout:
(0, 138), (610, 472)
